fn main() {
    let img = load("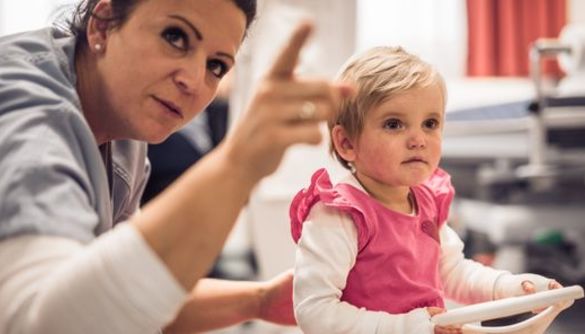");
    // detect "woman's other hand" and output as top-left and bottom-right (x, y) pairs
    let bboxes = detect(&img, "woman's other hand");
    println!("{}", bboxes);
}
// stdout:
(257, 269), (296, 326)
(224, 22), (353, 181)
